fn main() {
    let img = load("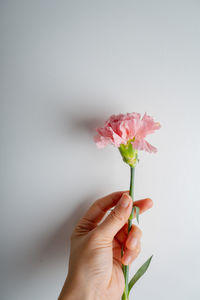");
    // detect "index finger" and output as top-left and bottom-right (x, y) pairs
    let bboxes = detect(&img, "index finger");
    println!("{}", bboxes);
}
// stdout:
(81, 190), (129, 225)
(115, 198), (153, 244)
